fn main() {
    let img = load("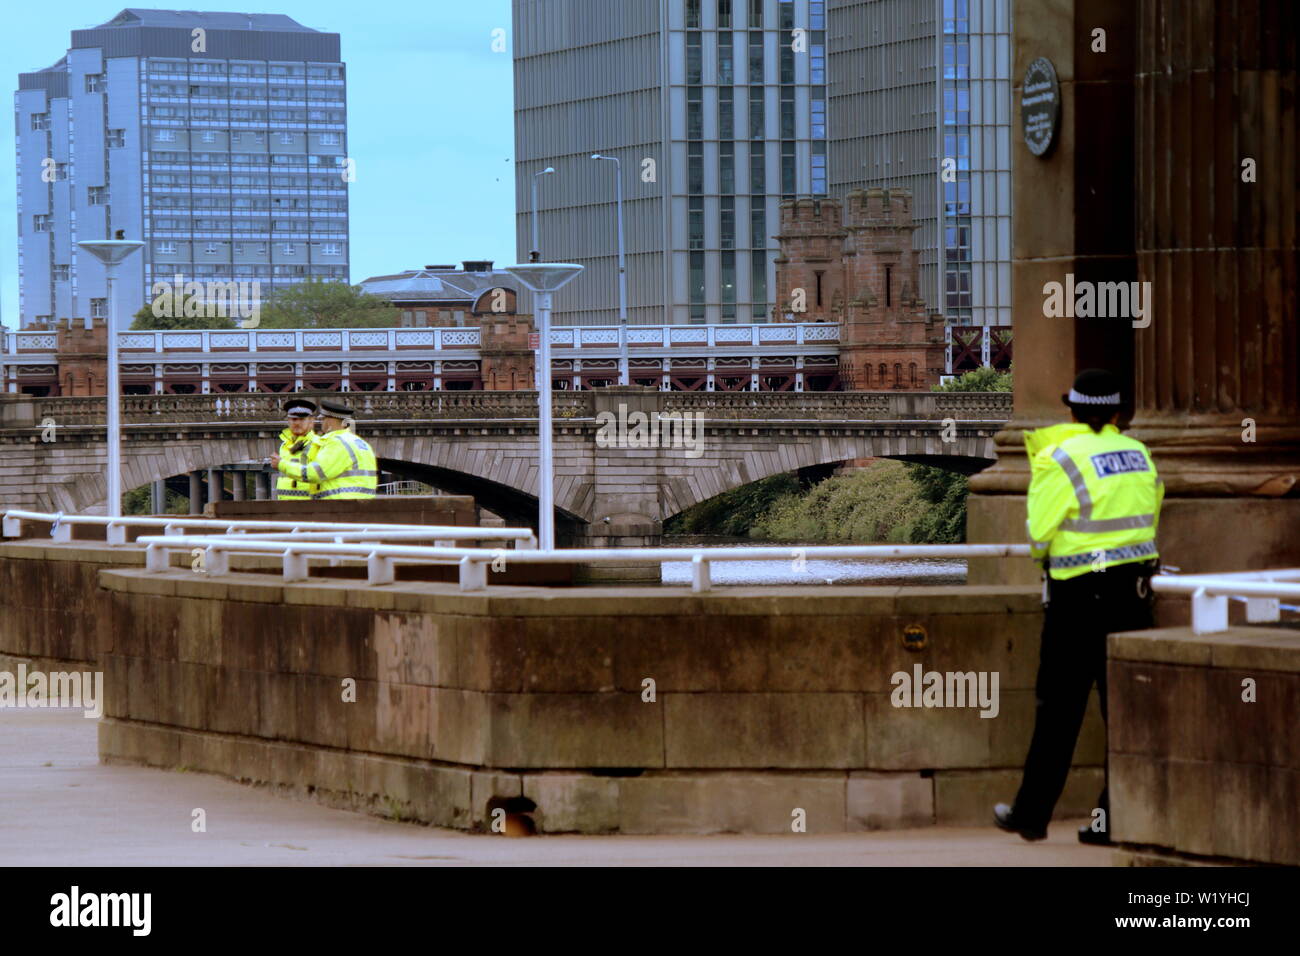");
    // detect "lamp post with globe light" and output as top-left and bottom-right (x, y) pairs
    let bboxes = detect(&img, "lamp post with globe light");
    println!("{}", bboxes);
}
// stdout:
(503, 263), (584, 550)
(77, 236), (144, 517)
